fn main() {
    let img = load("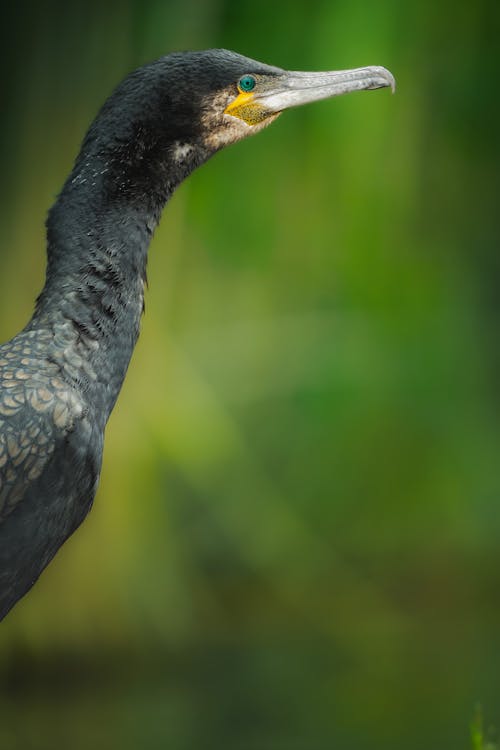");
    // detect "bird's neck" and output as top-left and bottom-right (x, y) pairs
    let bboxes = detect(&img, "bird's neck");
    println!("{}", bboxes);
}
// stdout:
(31, 148), (196, 417)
